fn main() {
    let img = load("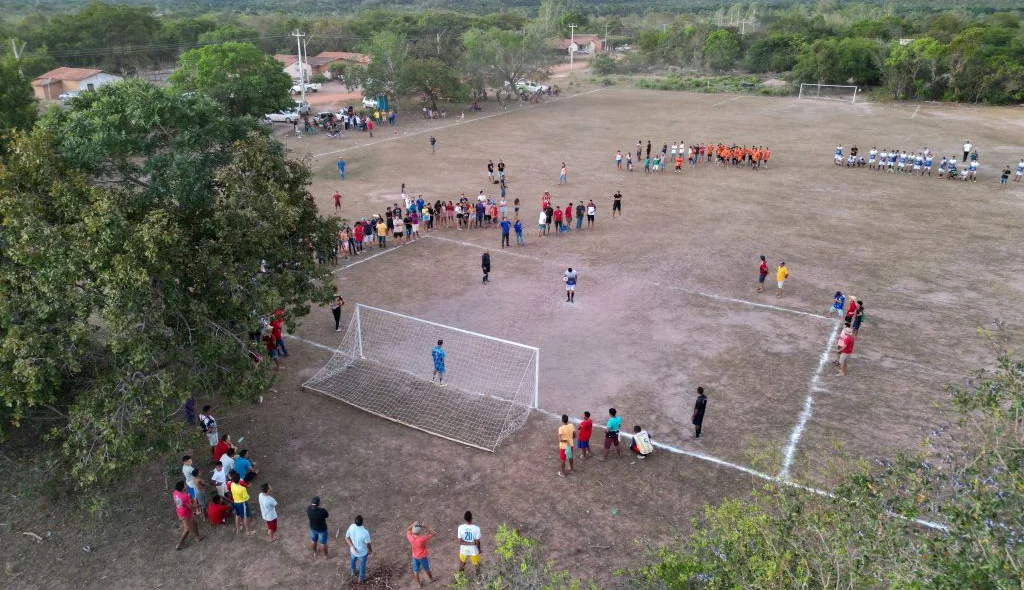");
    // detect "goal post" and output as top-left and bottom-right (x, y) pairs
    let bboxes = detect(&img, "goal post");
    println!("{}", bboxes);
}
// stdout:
(303, 304), (539, 452)
(798, 83), (859, 103)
